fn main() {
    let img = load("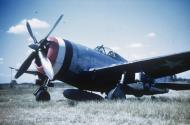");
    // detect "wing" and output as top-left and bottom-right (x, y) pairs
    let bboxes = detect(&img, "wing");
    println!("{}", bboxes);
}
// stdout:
(89, 51), (190, 78)
(23, 70), (38, 75)
(154, 82), (190, 90)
